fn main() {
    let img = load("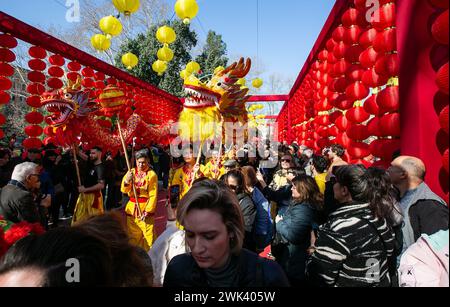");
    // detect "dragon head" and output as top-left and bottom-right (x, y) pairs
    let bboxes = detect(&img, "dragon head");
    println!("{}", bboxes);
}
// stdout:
(182, 58), (252, 115)
(41, 77), (97, 127)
